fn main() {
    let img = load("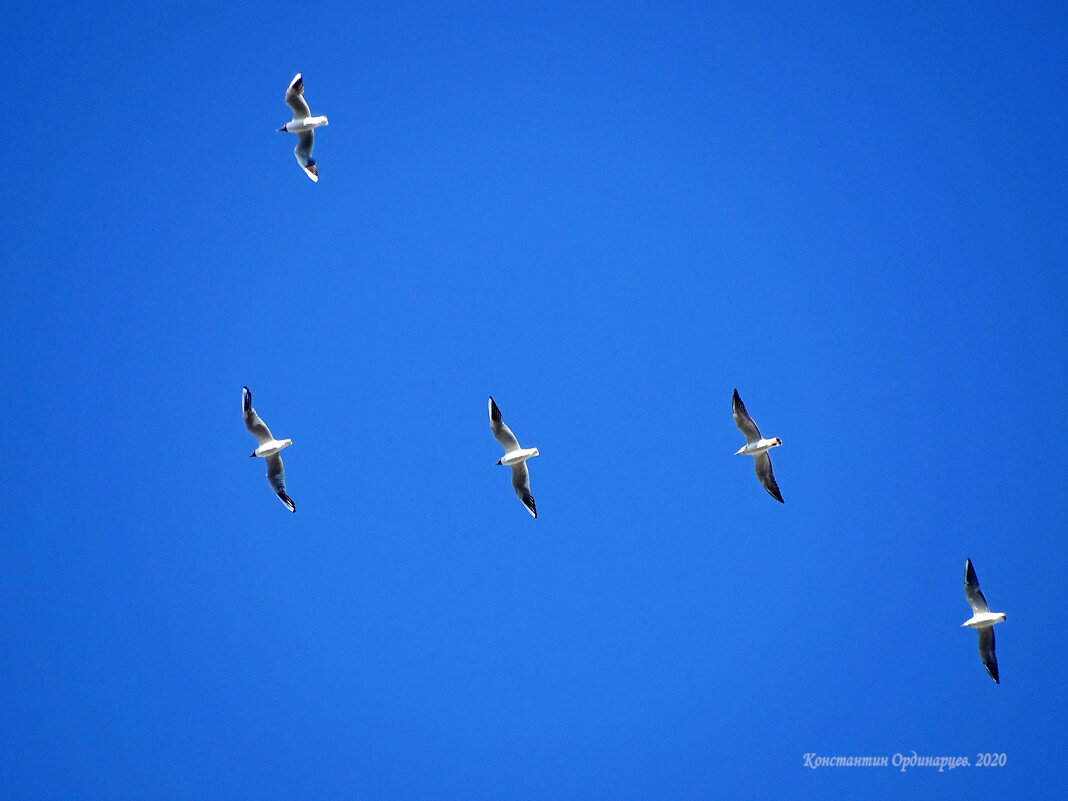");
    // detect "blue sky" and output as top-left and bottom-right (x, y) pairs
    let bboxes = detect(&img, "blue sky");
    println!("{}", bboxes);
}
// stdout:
(2, 1), (1066, 798)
